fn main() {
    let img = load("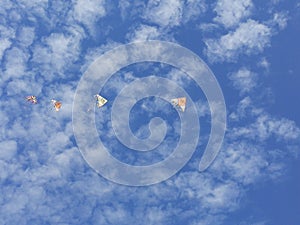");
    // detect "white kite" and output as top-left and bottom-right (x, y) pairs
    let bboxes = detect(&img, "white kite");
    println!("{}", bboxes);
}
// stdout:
(171, 97), (186, 112)
(26, 95), (37, 104)
(95, 94), (108, 108)
(51, 99), (62, 112)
